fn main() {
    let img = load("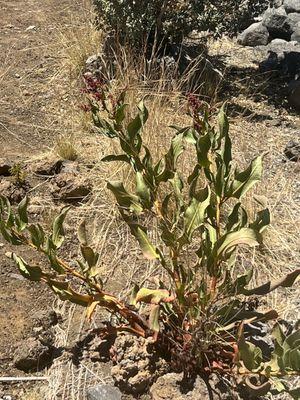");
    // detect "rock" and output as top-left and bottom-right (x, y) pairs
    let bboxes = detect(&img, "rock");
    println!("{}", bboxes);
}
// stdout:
(51, 173), (91, 202)
(283, 0), (300, 13)
(87, 384), (122, 400)
(0, 179), (27, 203)
(262, 7), (292, 40)
(270, 38), (289, 45)
(284, 140), (300, 160)
(32, 158), (62, 176)
(150, 373), (209, 400)
(60, 160), (80, 174)
(13, 337), (52, 371)
(287, 12), (300, 31)
(33, 309), (59, 330)
(291, 22), (300, 41)
(237, 22), (269, 46)
(0, 159), (12, 176)
(111, 335), (168, 394)
(288, 79), (300, 110)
